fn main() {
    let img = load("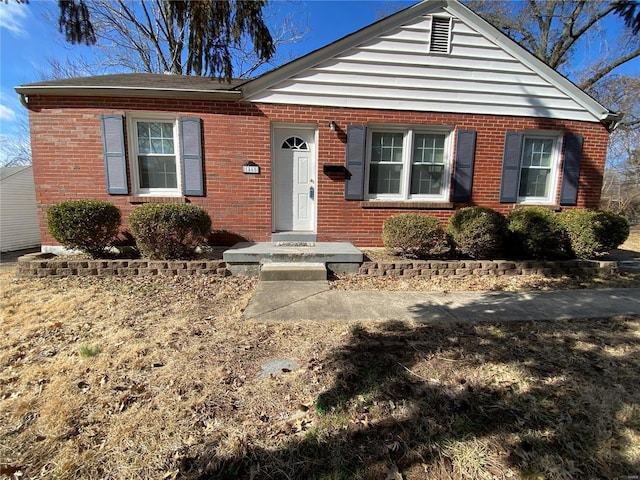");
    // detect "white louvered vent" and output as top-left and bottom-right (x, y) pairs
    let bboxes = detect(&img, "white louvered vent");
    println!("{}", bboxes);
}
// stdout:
(429, 16), (451, 54)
